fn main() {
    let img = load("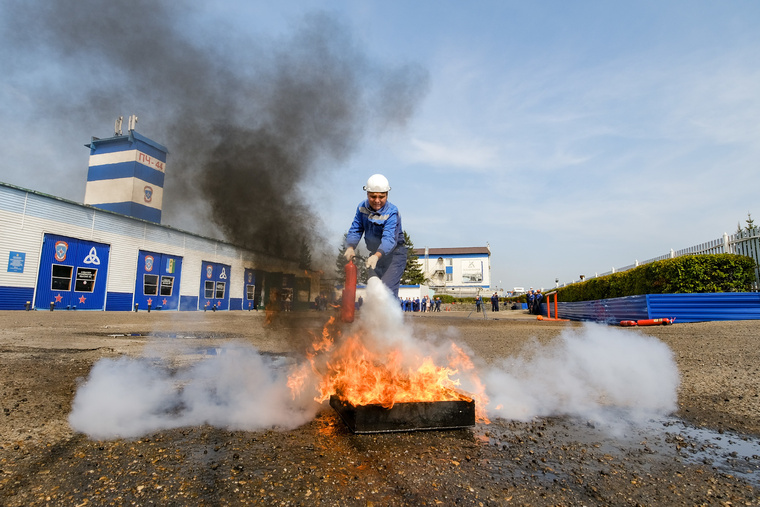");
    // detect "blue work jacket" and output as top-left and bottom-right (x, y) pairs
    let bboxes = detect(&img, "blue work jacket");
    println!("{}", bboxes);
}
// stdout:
(346, 199), (404, 256)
